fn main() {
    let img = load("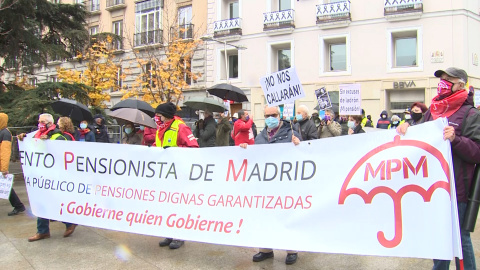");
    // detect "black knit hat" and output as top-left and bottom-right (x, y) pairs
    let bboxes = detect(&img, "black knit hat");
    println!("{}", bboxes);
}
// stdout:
(155, 102), (176, 119)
